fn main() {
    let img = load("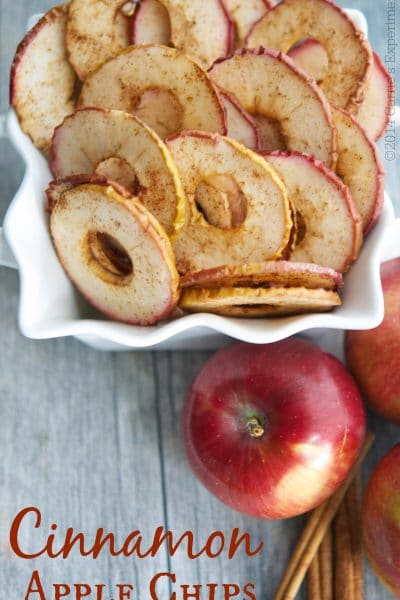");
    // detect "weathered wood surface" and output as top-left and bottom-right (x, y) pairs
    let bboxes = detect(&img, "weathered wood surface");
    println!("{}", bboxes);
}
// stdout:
(0, 1), (399, 598)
